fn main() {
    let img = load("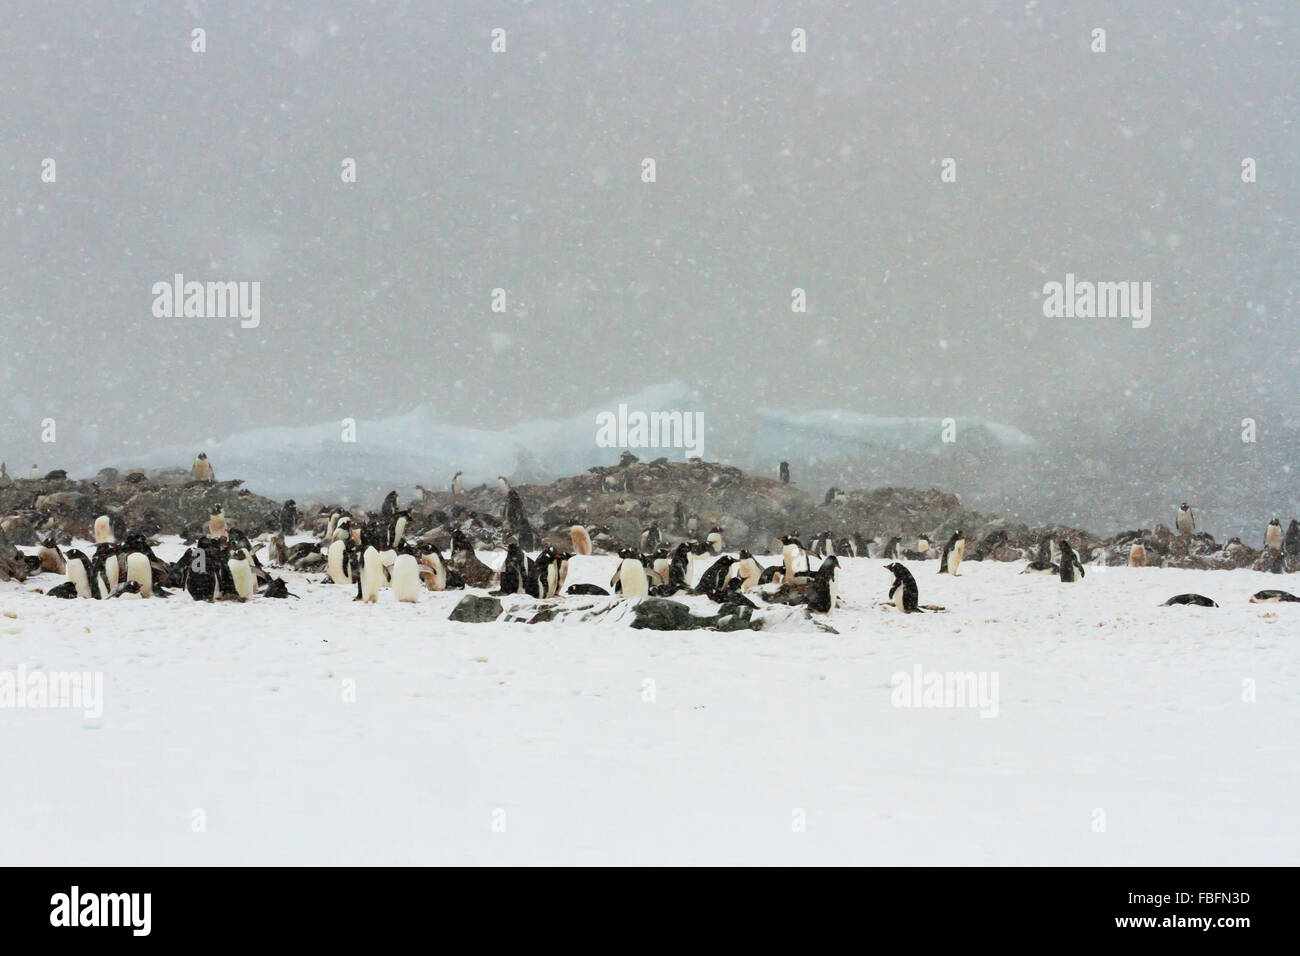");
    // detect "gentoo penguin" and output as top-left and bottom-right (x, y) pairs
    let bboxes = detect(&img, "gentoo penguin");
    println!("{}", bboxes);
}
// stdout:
(498, 475), (510, 493)
(640, 522), (662, 554)
(806, 555), (840, 613)
(498, 543), (531, 595)
(227, 548), (256, 601)
(380, 490), (399, 521)
(706, 526), (724, 554)
(916, 535), (931, 555)
(1127, 542), (1146, 567)
(569, 524), (592, 556)
(280, 499), (298, 536)
(1265, 518), (1283, 551)
(390, 509), (411, 548)
(779, 461), (790, 484)
(536, 547), (565, 598)
(356, 546), (383, 603)
(93, 542), (121, 592)
(64, 549), (96, 599)
(390, 550), (421, 603)
(107, 580), (143, 599)
(709, 578), (757, 609)
(885, 562), (921, 613)
(730, 550), (763, 591)
(779, 535), (811, 583)
(1176, 503), (1195, 536)
(938, 530), (965, 575)
(1249, 589), (1300, 603)
(1162, 593), (1218, 607)
(451, 471), (464, 496)
(661, 542), (693, 594)
(45, 582), (79, 599)
(182, 539), (219, 601)
(37, 535), (66, 574)
(881, 536), (901, 560)
(672, 500), (685, 532)
(1057, 540), (1085, 583)
(1286, 519), (1300, 556)
(810, 530), (834, 557)
(327, 537), (352, 585)
(93, 514), (115, 544)
(692, 553), (734, 595)
(125, 547), (153, 598)
(419, 546), (449, 591)
(191, 452), (214, 481)
(614, 547), (649, 598)
(208, 505), (228, 540)
(448, 529), (495, 588)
